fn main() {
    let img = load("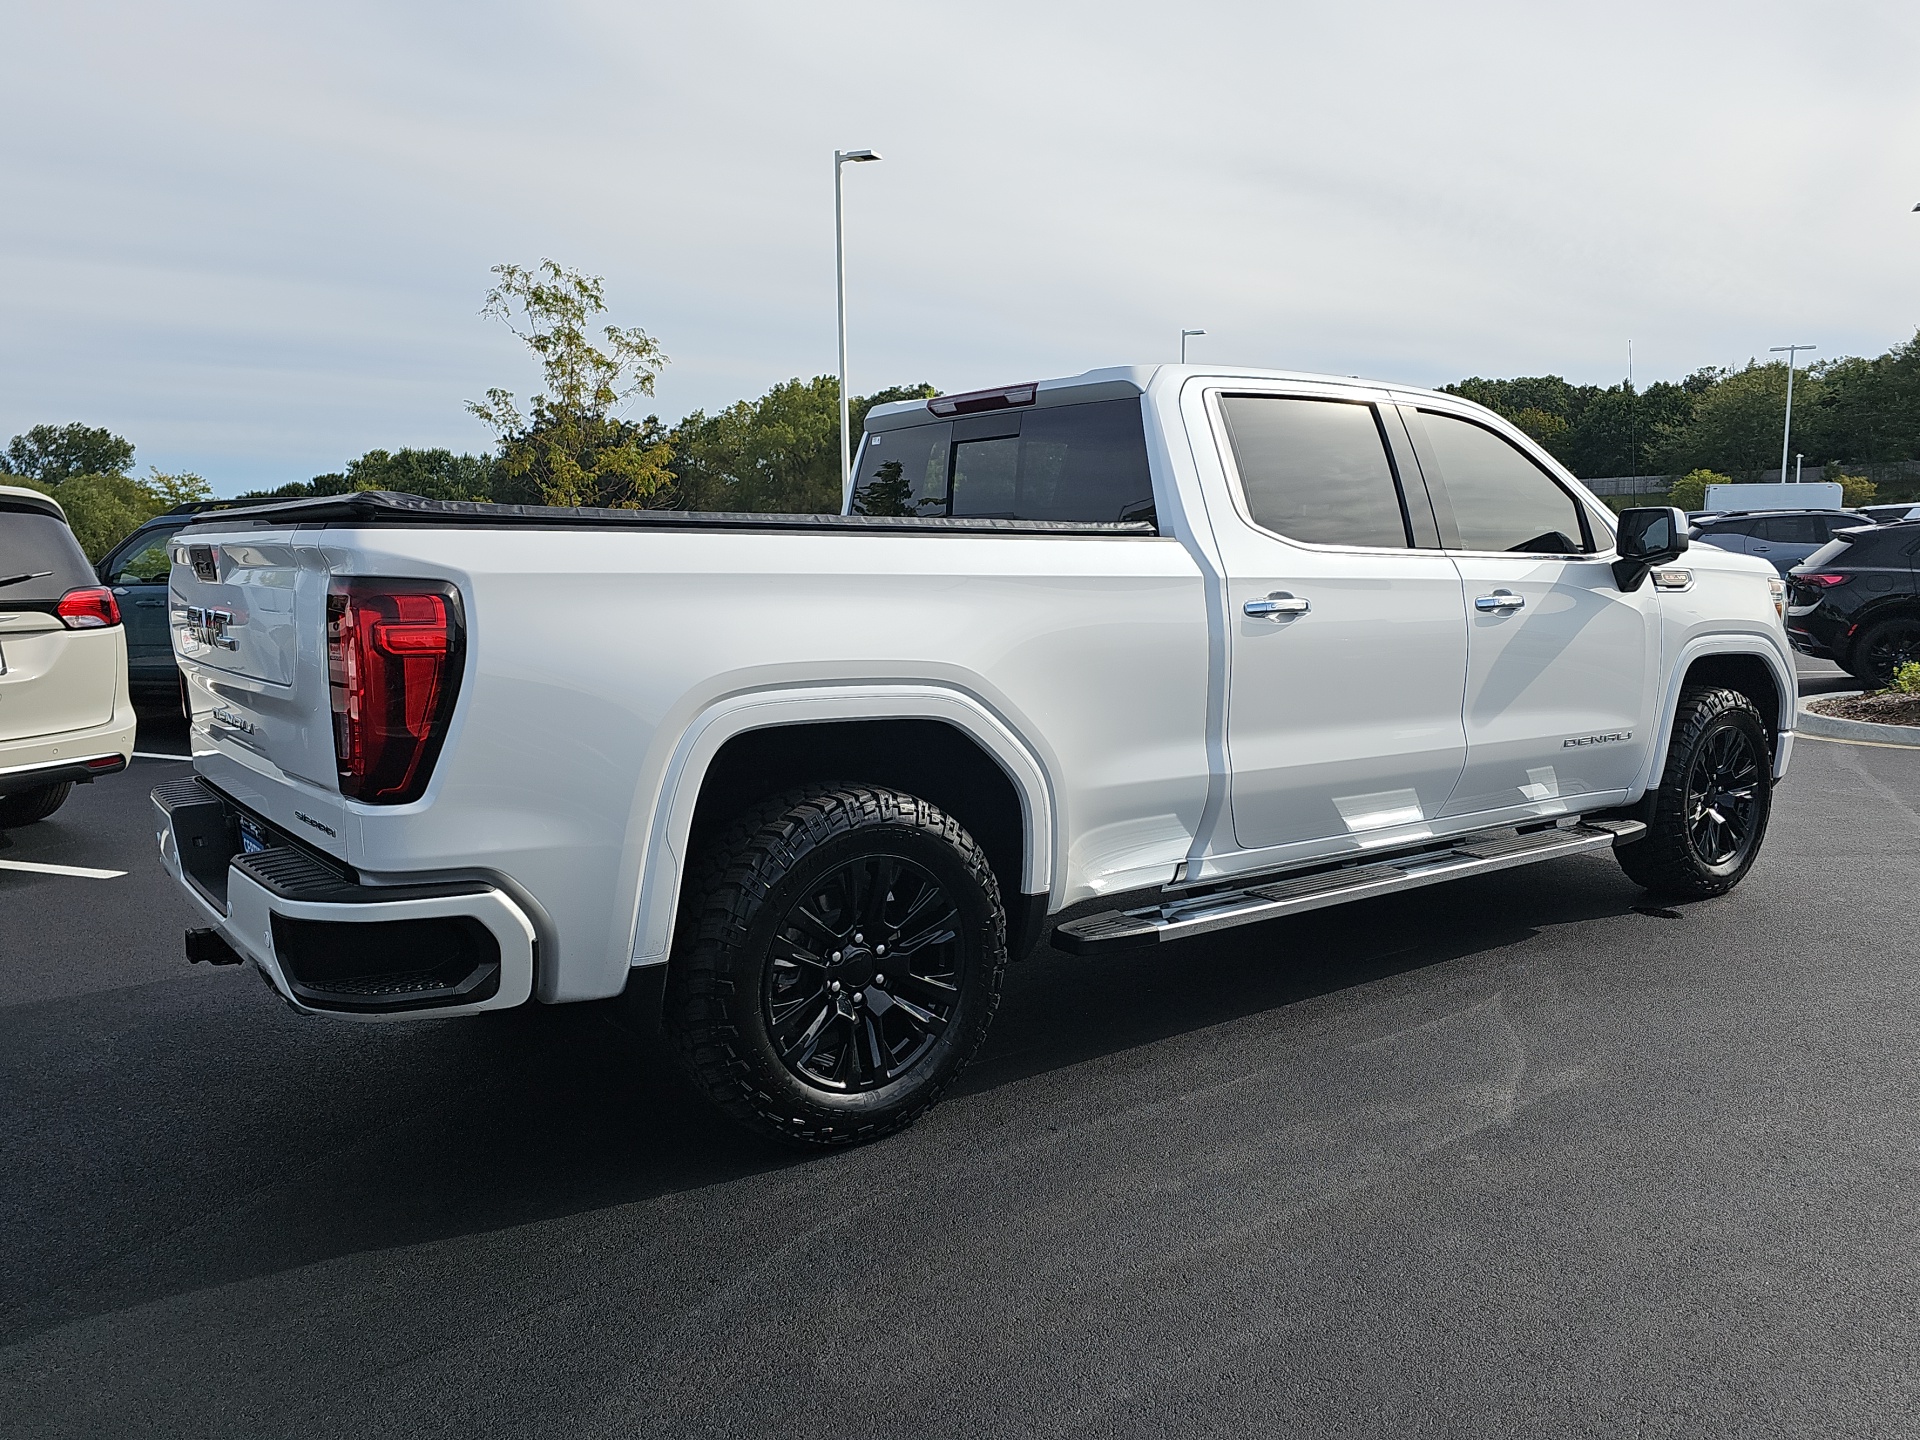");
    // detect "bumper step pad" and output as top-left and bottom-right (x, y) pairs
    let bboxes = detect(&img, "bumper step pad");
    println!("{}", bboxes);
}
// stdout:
(1053, 820), (1646, 955)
